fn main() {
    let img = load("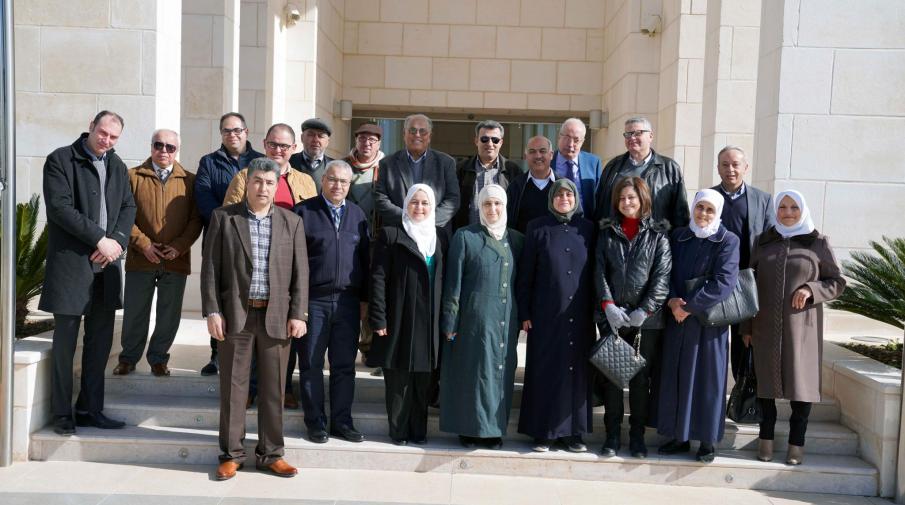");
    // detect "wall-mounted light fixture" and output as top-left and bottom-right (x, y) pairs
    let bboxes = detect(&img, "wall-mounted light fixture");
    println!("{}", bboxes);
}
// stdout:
(284, 3), (302, 27)
(589, 110), (608, 130)
(334, 100), (353, 121)
(641, 15), (661, 37)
